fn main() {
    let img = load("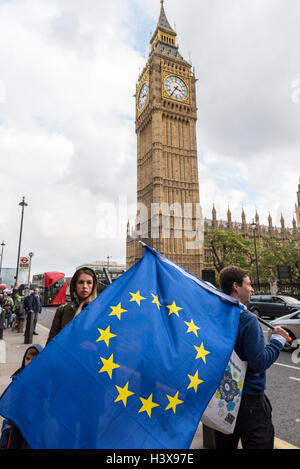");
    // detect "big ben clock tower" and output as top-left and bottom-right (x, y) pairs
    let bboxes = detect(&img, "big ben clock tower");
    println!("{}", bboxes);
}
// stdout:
(126, 1), (204, 277)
